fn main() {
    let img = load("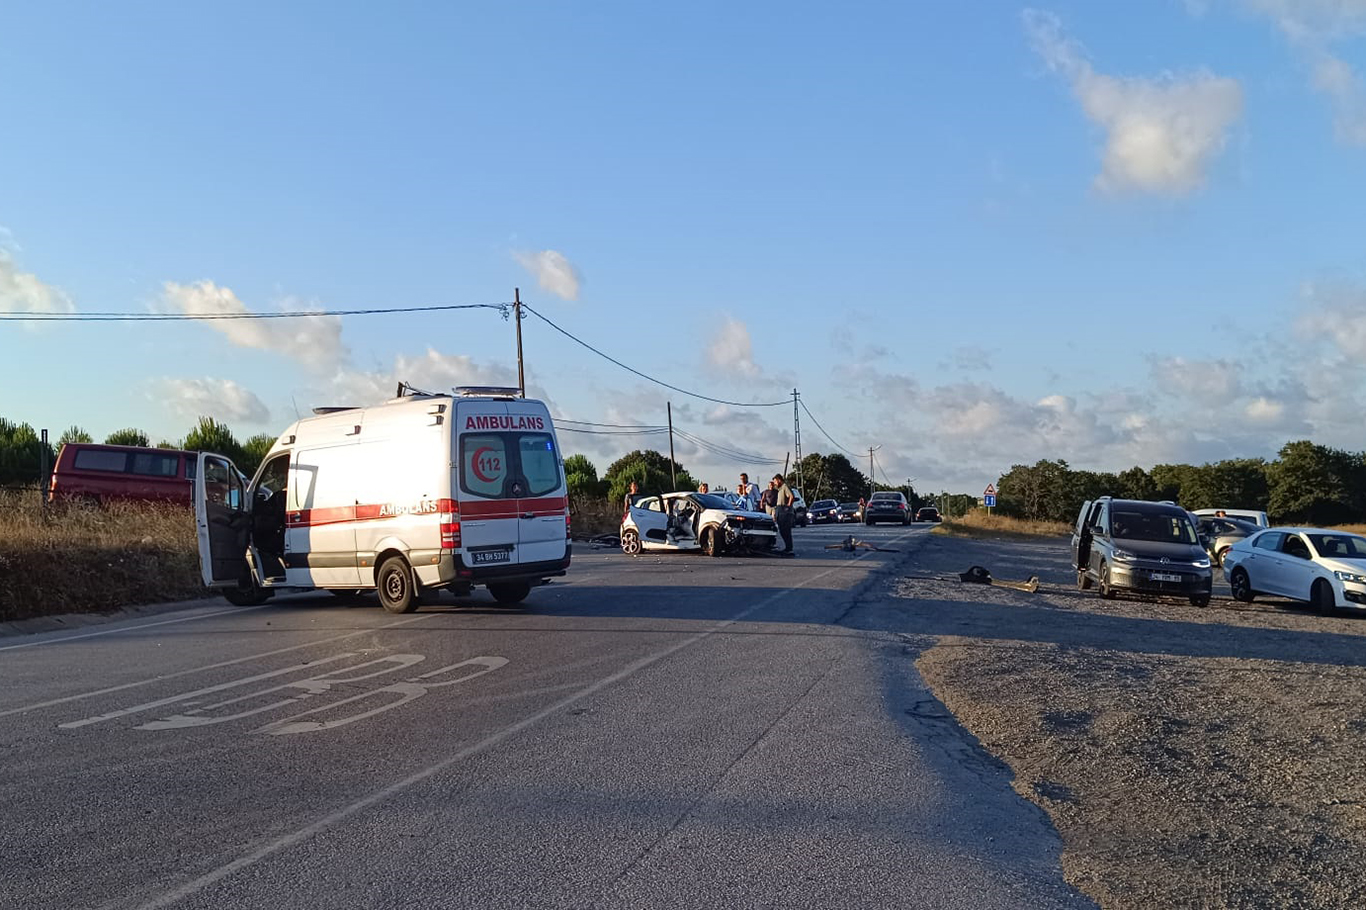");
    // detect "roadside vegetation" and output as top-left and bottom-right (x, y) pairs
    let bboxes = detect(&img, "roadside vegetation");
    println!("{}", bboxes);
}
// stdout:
(0, 490), (202, 623)
(934, 509), (1071, 539)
